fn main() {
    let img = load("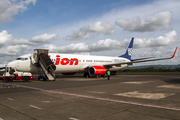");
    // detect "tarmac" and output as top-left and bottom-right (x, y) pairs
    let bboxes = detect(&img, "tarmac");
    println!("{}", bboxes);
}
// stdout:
(0, 74), (180, 120)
